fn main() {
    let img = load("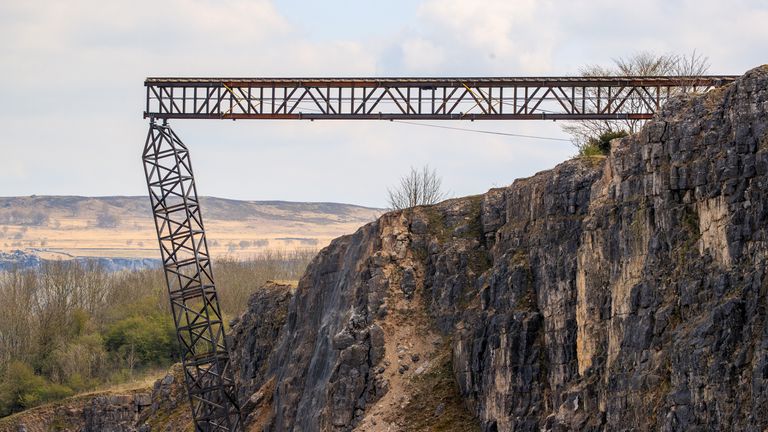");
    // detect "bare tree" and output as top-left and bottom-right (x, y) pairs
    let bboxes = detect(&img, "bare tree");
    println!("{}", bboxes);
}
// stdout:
(674, 50), (711, 91)
(121, 343), (138, 379)
(562, 50), (710, 152)
(0, 270), (36, 371)
(387, 165), (446, 210)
